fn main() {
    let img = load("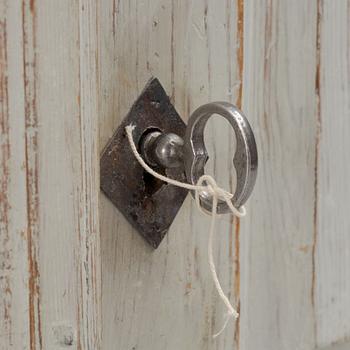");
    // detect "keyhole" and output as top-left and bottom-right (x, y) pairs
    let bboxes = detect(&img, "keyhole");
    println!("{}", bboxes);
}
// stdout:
(203, 114), (237, 193)
(138, 127), (166, 196)
(142, 170), (166, 196)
